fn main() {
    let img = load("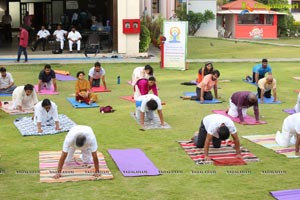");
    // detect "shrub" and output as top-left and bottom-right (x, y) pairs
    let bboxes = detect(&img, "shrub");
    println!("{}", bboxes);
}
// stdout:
(139, 24), (151, 52)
